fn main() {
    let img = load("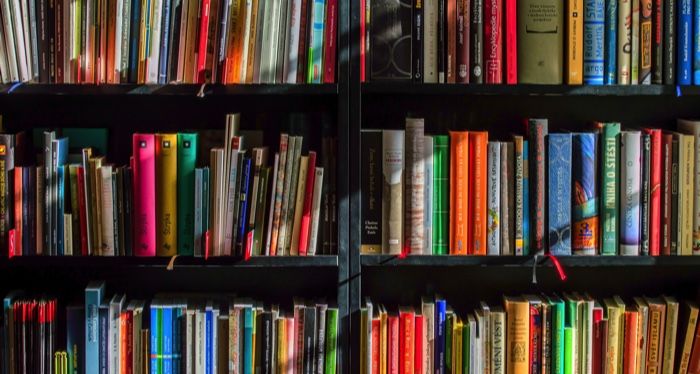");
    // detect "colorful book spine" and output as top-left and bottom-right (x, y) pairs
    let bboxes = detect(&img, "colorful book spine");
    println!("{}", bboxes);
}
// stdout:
(435, 299), (447, 374)
(505, 0), (517, 84)
(652, 0), (663, 84)
(694, 0), (700, 83)
(641, 133), (651, 256)
(132, 134), (156, 256)
(501, 143), (514, 255)
(307, 0), (326, 83)
(547, 133), (572, 256)
(470, 132), (488, 255)
(620, 131), (642, 255)
(383, 130), (404, 255)
(487, 142), (501, 255)
(600, 123), (621, 255)
(572, 133), (598, 255)
(523, 140), (530, 255)
(617, 0), (631, 84)
(604, 0), (618, 84)
(424, 136), (434, 253)
(450, 131), (469, 255)
(405, 118), (425, 254)
(156, 134), (178, 257)
(484, 0), (502, 83)
(631, 0), (640, 83)
(514, 136), (525, 255)
(177, 133), (197, 256)
(664, 0), (676, 84)
(678, 0), (692, 85)
(237, 158), (252, 252)
(85, 281), (105, 373)
(470, 0), (484, 83)
(661, 133), (673, 255)
(639, 0), (652, 84)
(568, 0), (584, 84)
(644, 129), (662, 256)
(528, 119), (548, 253)
(680, 134), (695, 255)
(584, 0), (605, 84)
(433, 135), (449, 255)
